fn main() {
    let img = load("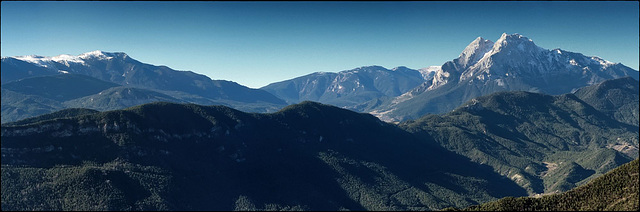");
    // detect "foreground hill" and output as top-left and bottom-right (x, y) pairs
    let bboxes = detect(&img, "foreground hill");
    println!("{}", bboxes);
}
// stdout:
(1, 101), (526, 210)
(454, 158), (638, 211)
